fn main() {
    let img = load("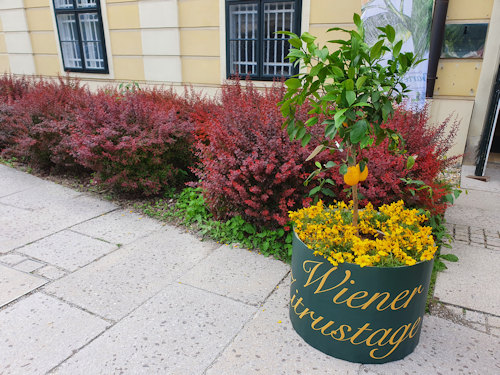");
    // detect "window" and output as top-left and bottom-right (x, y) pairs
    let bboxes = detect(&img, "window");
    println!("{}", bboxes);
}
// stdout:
(226, 0), (301, 80)
(53, 0), (108, 73)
